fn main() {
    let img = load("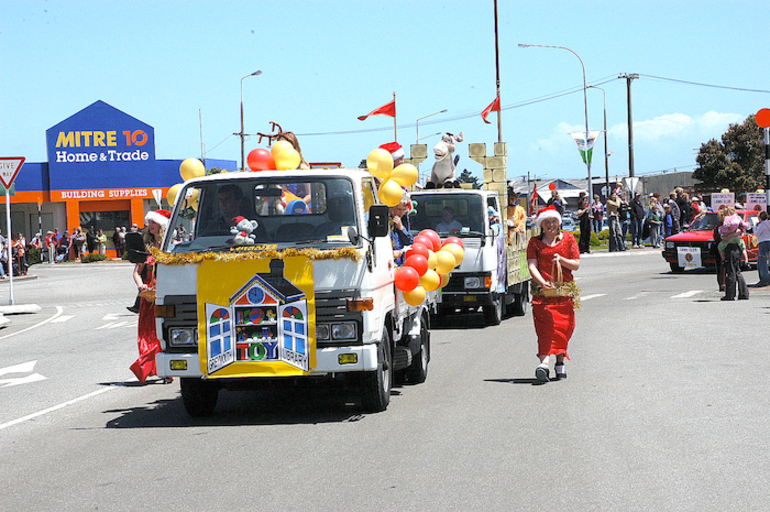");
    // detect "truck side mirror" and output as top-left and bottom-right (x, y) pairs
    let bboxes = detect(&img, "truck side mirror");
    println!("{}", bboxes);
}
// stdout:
(368, 205), (390, 238)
